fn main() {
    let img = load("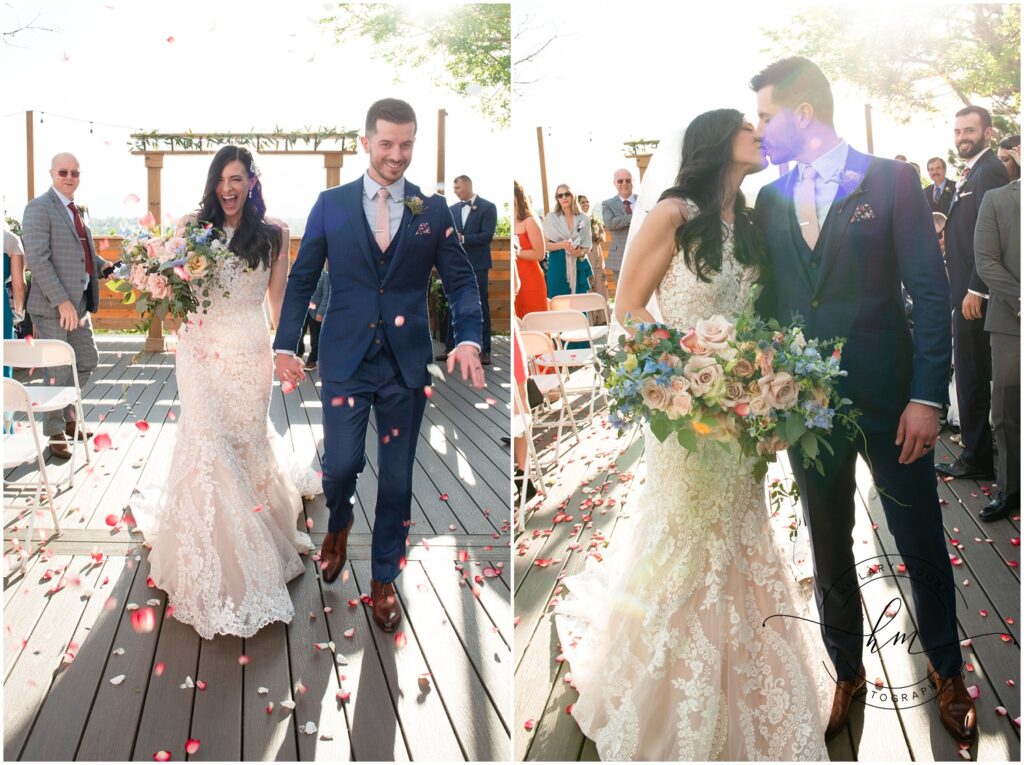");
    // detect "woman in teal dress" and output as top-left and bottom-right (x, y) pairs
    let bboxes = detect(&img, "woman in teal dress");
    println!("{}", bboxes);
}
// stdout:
(542, 183), (593, 298)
